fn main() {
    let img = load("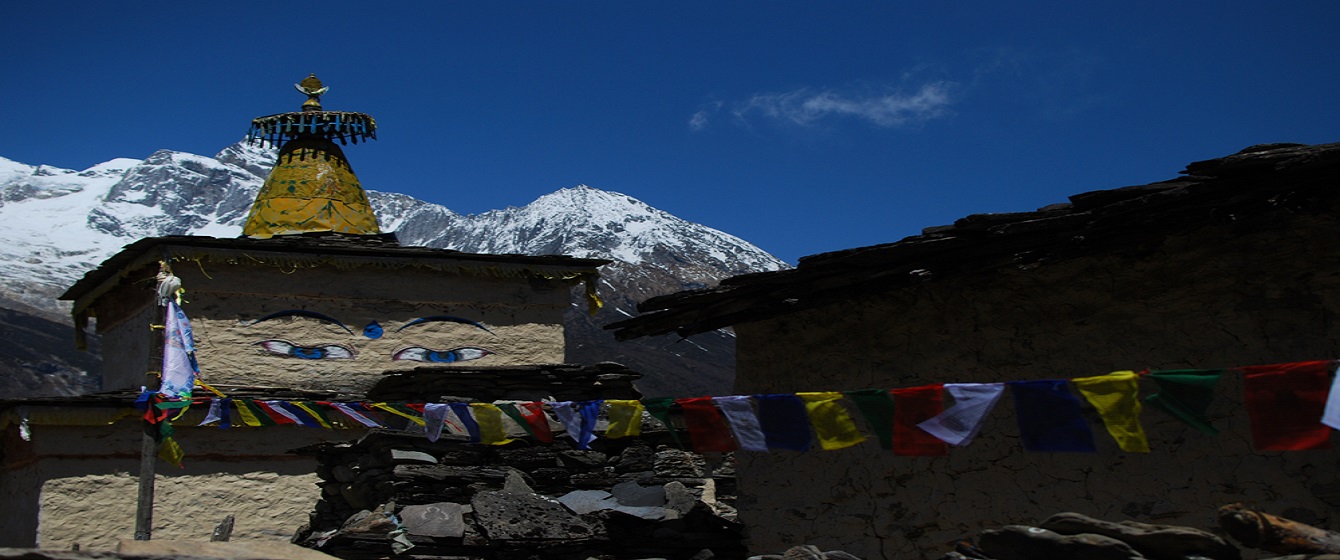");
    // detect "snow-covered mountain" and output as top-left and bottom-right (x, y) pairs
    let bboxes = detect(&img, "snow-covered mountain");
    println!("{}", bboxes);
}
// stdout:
(0, 142), (789, 398)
